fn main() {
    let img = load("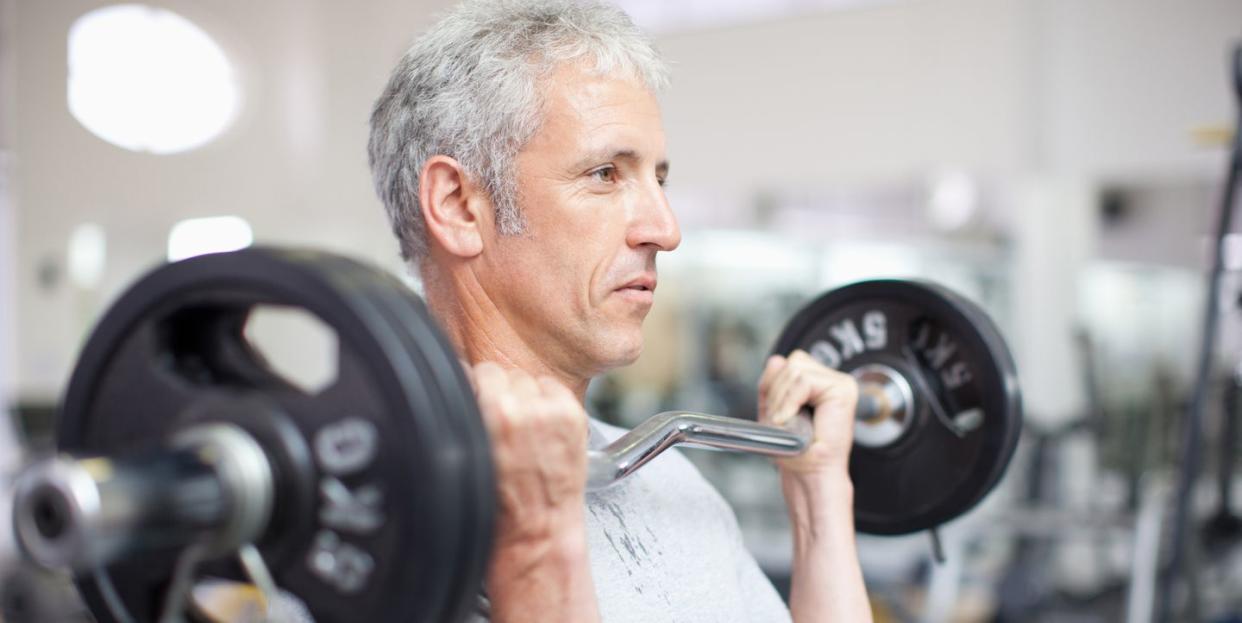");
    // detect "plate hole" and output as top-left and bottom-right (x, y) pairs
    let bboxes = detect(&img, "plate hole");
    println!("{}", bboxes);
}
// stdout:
(243, 306), (338, 396)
